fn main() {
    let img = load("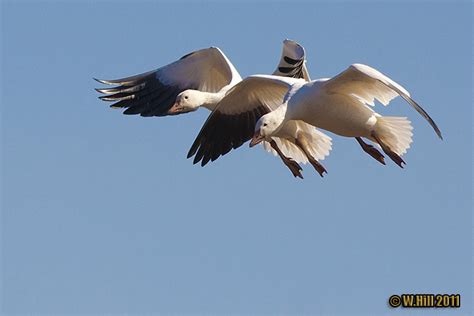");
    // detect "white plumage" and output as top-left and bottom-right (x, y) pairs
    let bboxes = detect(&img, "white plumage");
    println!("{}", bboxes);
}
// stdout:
(189, 75), (332, 177)
(96, 42), (442, 177)
(250, 63), (442, 170)
(96, 40), (328, 176)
